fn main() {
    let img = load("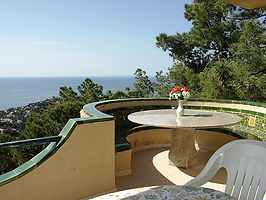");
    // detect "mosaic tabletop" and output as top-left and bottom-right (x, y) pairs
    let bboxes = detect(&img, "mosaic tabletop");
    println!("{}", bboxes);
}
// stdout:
(92, 185), (236, 200)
